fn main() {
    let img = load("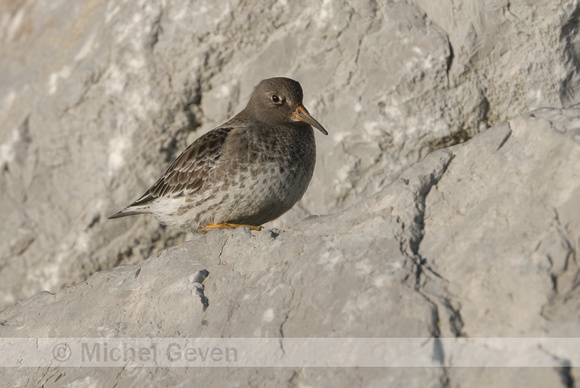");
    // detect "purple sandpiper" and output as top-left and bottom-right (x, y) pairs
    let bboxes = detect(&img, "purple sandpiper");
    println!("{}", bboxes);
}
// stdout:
(109, 77), (328, 231)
